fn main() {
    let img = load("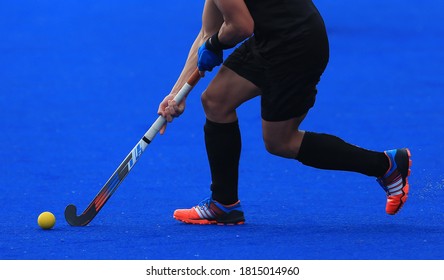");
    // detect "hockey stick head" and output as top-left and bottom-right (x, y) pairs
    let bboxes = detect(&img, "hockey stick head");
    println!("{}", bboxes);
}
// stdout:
(65, 204), (96, 226)
(64, 204), (80, 226)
